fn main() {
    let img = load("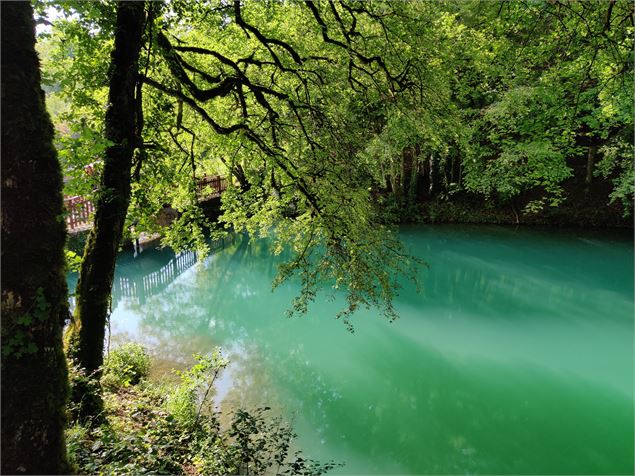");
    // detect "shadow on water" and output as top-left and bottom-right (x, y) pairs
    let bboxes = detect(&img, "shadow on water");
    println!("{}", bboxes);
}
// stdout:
(71, 225), (634, 474)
